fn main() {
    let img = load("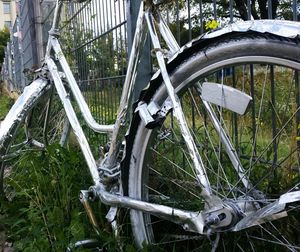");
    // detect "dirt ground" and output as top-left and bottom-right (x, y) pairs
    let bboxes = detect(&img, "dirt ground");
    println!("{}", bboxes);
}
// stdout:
(0, 216), (13, 252)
